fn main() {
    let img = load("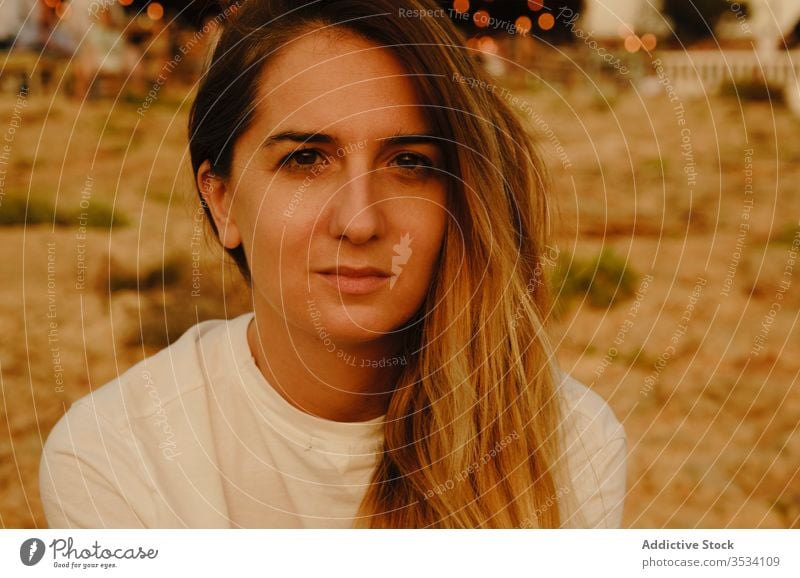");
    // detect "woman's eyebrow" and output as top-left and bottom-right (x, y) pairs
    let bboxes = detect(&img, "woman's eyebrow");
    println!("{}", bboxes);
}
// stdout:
(261, 131), (333, 148)
(260, 130), (442, 149)
(376, 132), (442, 148)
